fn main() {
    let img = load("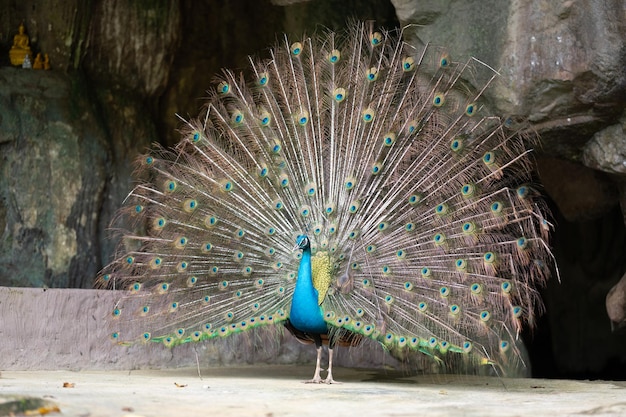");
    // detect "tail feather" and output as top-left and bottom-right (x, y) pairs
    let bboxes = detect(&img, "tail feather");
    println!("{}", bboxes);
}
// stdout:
(99, 21), (552, 373)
